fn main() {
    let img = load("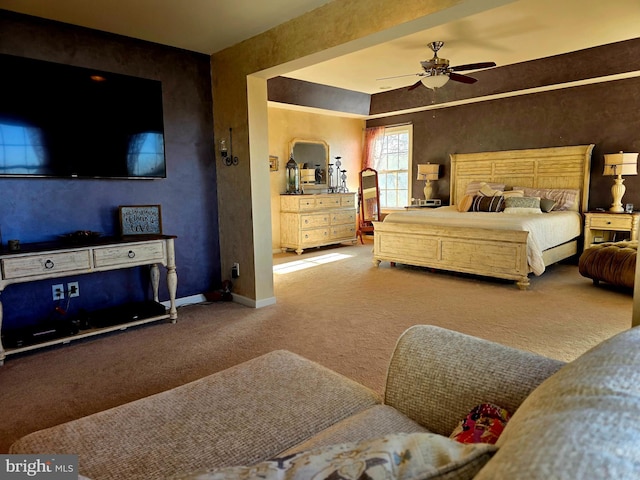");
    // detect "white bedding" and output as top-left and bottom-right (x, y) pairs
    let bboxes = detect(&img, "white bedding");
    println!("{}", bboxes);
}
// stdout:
(382, 206), (582, 275)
